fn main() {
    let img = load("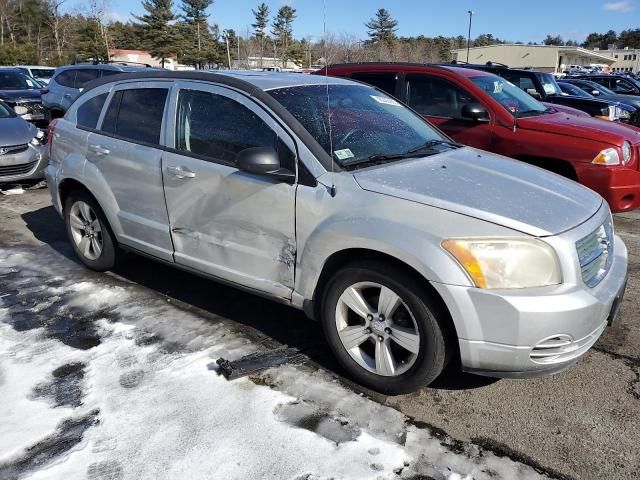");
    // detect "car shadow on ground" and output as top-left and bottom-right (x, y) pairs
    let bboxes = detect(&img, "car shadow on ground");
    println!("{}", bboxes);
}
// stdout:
(21, 205), (498, 394)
